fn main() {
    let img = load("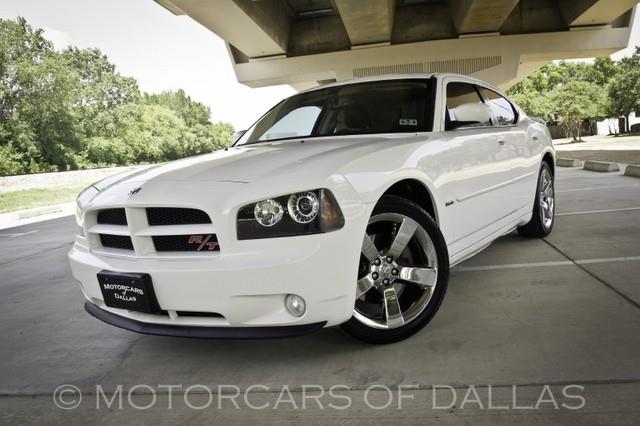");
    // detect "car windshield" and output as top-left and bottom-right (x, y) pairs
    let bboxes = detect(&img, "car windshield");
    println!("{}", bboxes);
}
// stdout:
(235, 79), (433, 146)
